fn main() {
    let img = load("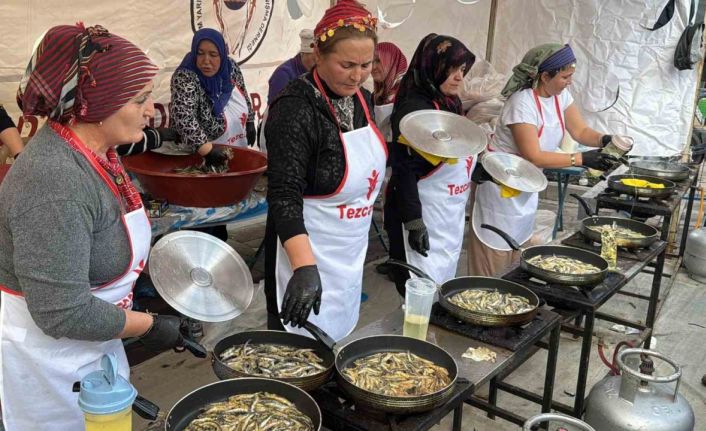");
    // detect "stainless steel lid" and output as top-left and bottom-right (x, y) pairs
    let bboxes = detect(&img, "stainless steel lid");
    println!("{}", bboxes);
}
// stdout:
(149, 231), (254, 322)
(629, 160), (690, 180)
(481, 152), (548, 193)
(399, 110), (487, 158)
